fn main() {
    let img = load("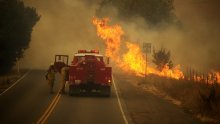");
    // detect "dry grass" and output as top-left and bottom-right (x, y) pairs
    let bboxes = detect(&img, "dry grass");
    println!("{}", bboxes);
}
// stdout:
(131, 74), (220, 124)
